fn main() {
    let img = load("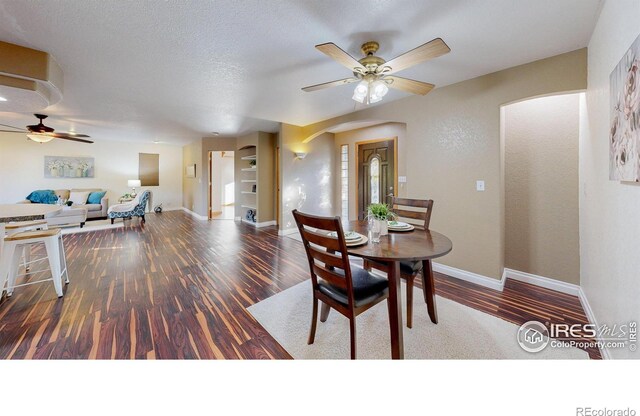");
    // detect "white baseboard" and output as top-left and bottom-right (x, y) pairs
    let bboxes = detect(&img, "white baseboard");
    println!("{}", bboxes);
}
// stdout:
(432, 262), (505, 291)
(161, 207), (183, 212)
(181, 207), (208, 221)
(578, 287), (610, 359)
(242, 219), (276, 228)
(503, 268), (580, 296)
(278, 228), (298, 236)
